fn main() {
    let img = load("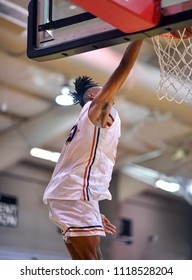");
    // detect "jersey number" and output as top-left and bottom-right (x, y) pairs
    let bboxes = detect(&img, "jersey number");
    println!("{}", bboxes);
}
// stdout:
(66, 125), (78, 143)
